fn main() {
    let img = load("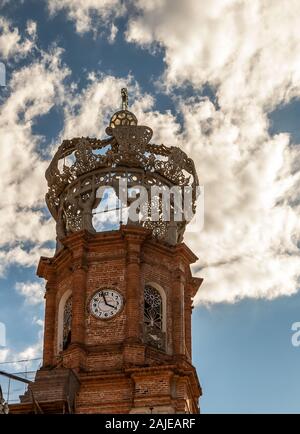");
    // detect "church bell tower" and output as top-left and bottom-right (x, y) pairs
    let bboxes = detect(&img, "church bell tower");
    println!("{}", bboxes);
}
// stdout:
(10, 90), (202, 414)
